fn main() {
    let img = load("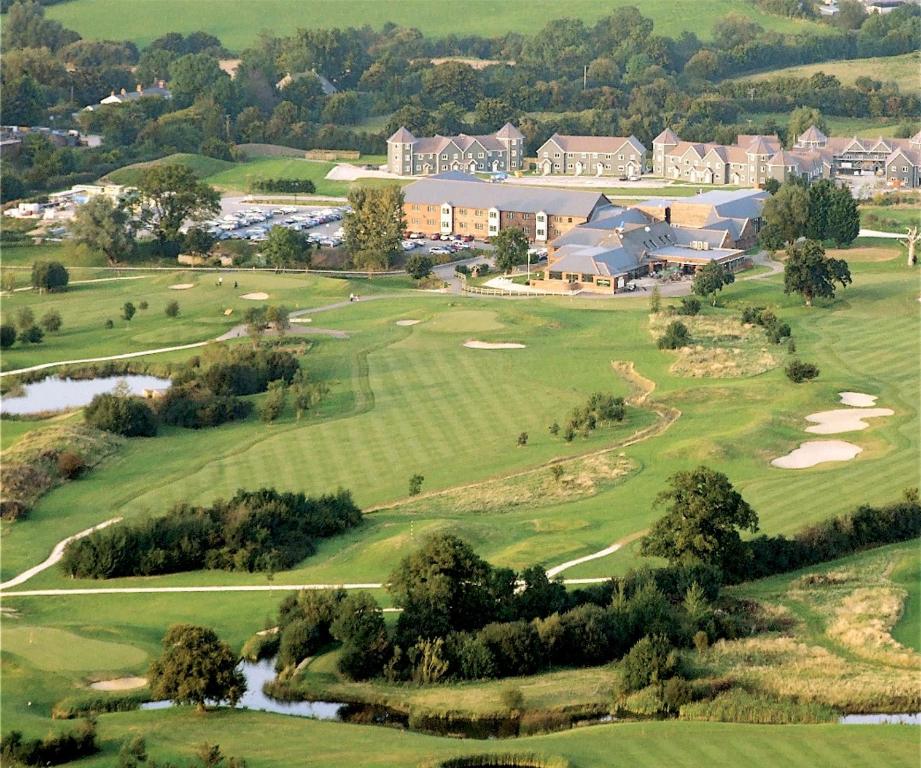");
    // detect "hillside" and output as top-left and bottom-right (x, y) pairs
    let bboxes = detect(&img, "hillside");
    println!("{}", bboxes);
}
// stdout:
(45, 0), (830, 49)
(731, 52), (921, 96)
(102, 153), (235, 186)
